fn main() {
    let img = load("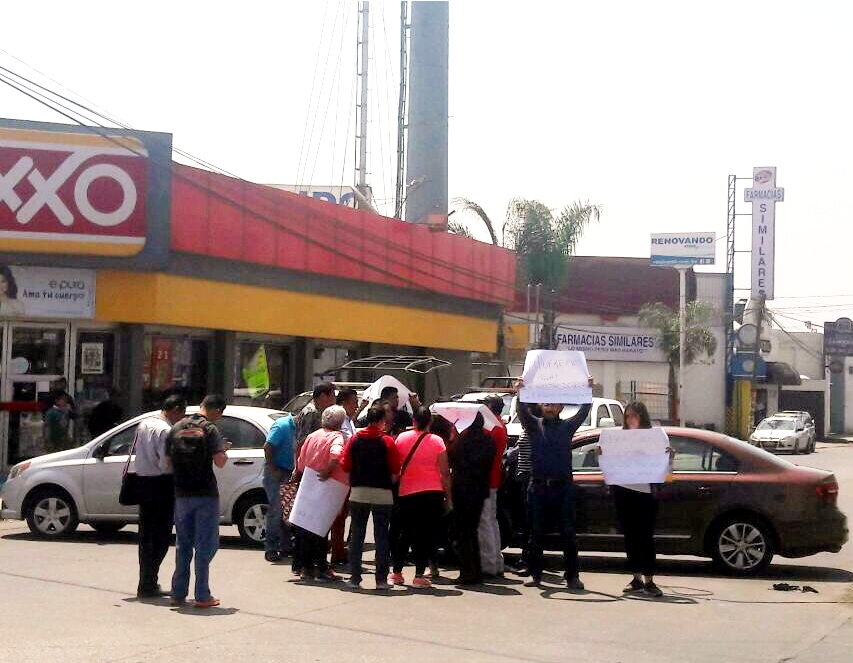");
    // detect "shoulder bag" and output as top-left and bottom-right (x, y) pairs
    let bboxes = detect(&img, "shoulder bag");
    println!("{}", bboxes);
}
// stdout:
(118, 437), (140, 506)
